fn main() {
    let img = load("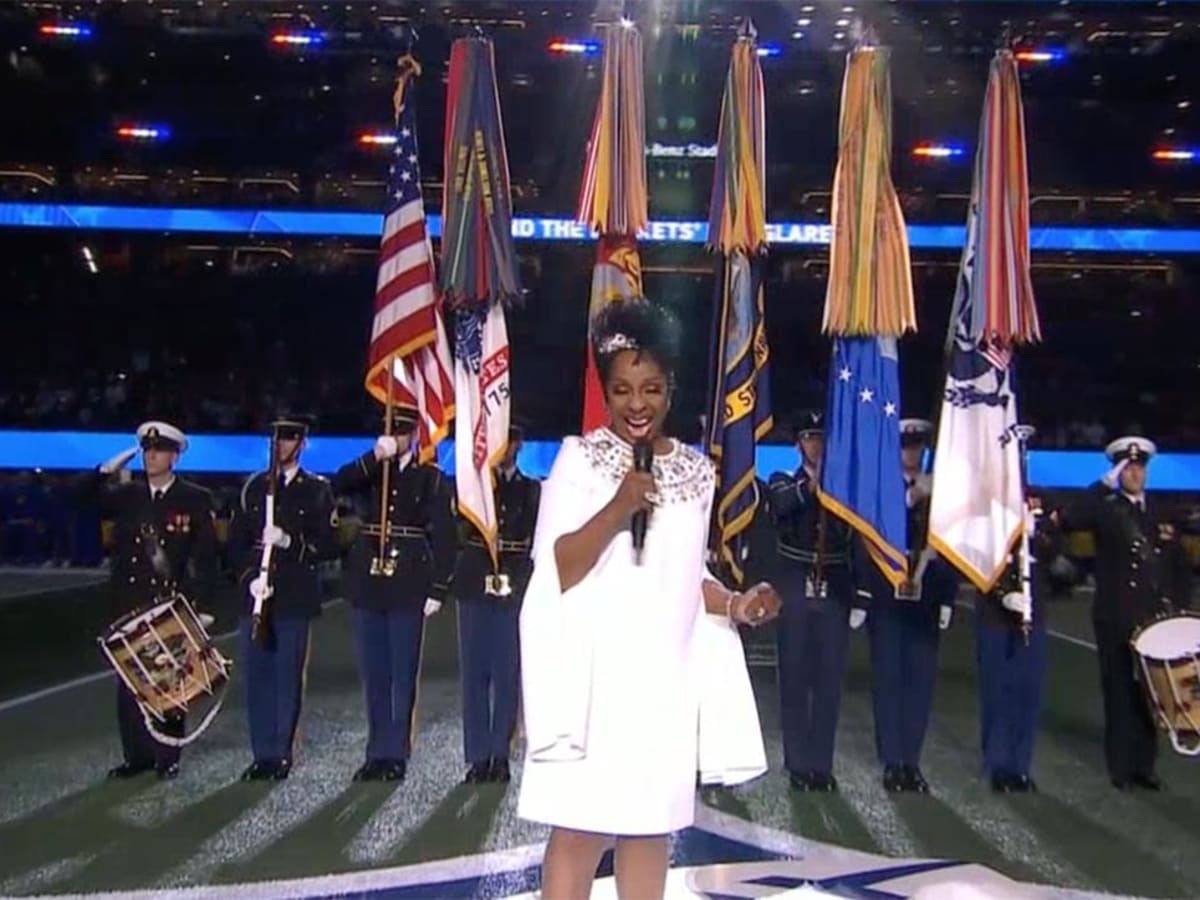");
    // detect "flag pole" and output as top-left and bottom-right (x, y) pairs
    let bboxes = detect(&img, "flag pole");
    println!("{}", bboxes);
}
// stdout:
(372, 361), (396, 577)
